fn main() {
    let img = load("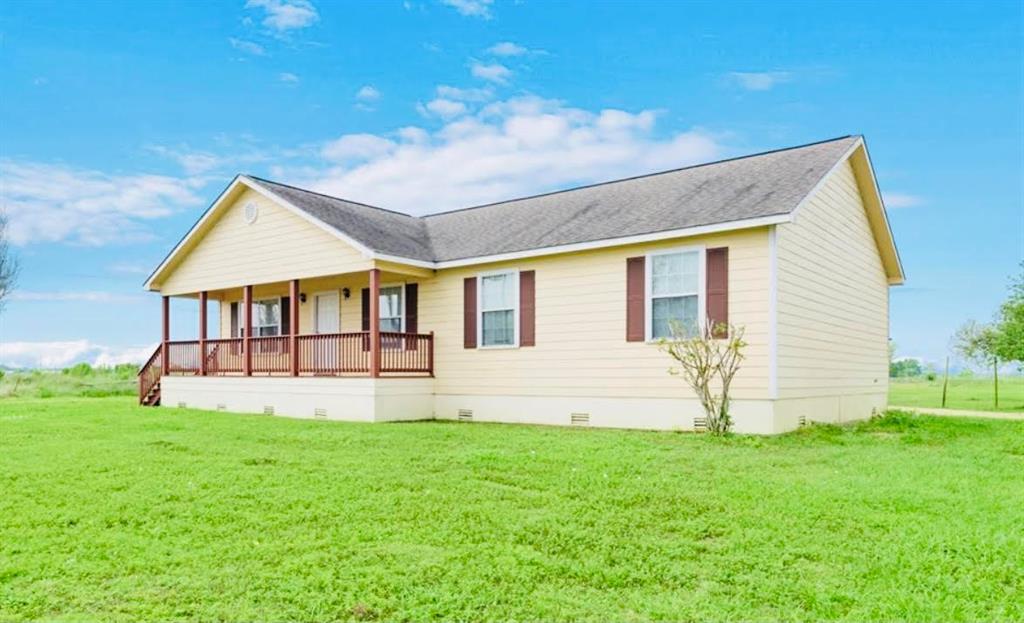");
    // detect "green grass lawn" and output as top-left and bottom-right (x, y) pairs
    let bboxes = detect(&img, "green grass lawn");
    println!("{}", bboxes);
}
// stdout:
(889, 375), (1024, 413)
(1, 397), (1021, 622)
